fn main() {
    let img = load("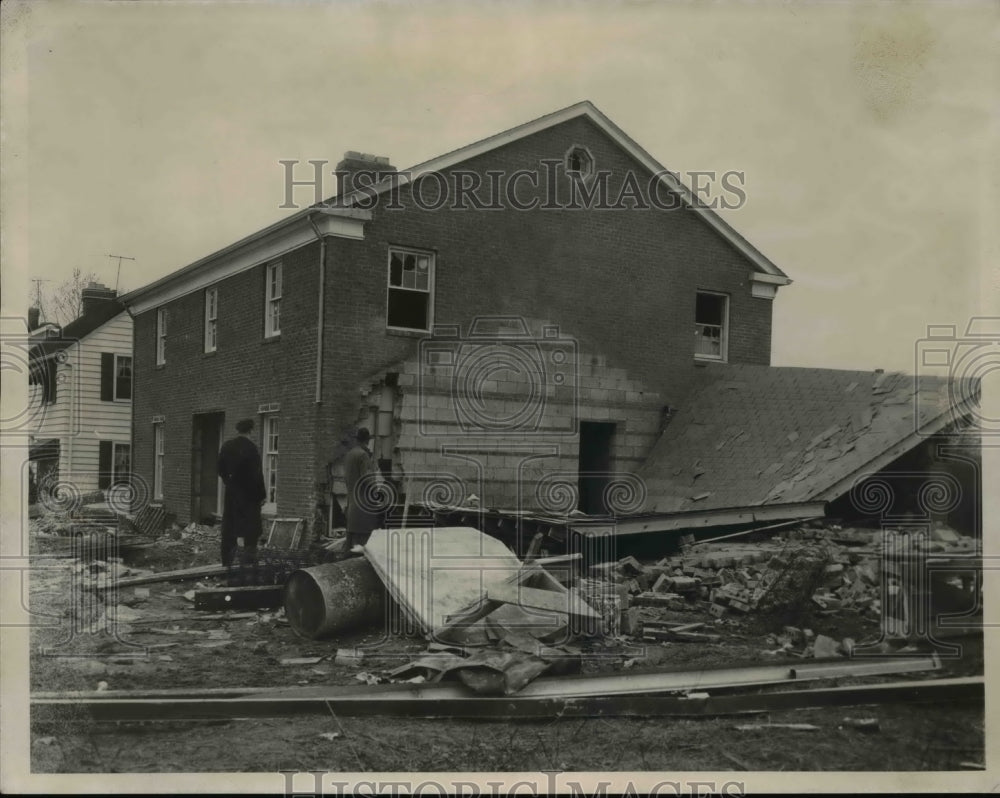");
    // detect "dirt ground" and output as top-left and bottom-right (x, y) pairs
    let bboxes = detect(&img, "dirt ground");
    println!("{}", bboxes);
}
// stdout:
(26, 517), (986, 774)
